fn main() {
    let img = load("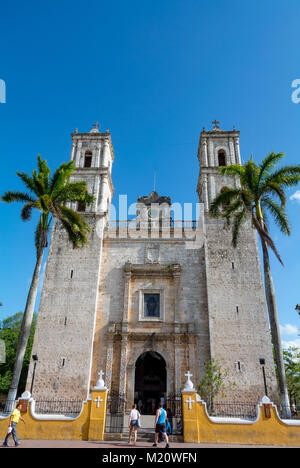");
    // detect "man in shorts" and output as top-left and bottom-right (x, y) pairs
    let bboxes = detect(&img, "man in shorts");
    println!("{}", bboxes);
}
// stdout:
(153, 403), (170, 448)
